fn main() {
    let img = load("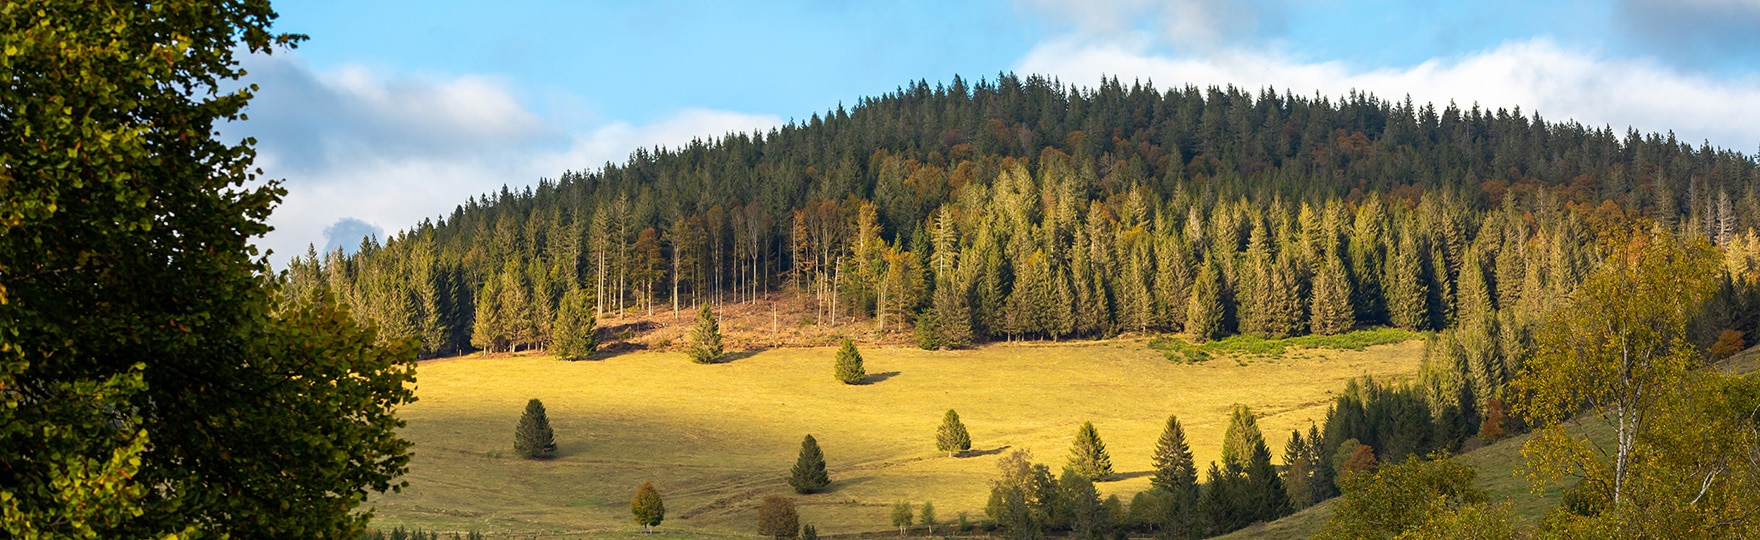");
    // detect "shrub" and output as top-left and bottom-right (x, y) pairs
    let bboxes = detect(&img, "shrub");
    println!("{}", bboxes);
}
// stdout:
(757, 495), (800, 538)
